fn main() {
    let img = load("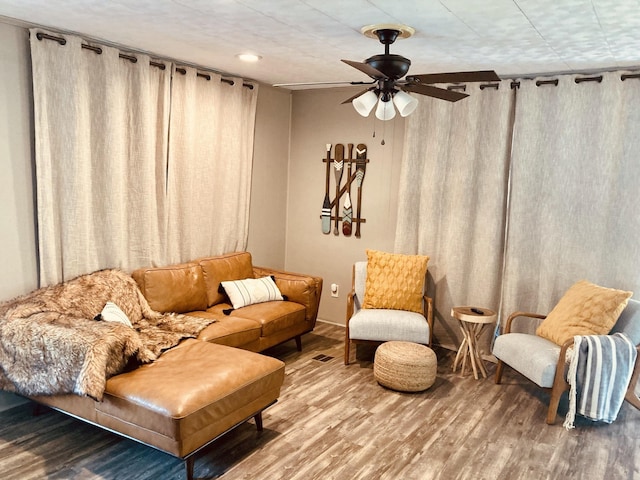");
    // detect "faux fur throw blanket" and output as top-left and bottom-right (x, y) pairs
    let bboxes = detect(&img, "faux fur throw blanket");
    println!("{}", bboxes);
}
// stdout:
(0, 269), (215, 401)
(564, 332), (637, 429)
